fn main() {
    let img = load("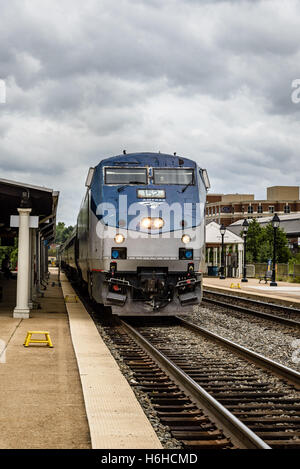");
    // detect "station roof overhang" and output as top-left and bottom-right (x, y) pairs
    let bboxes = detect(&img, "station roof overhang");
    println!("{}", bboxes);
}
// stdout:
(228, 214), (300, 238)
(0, 178), (59, 243)
(206, 221), (244, 246)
